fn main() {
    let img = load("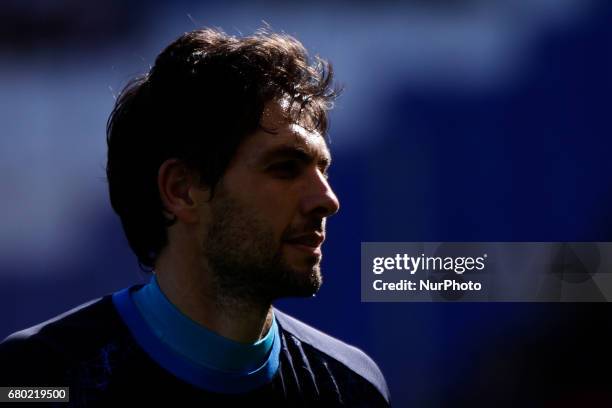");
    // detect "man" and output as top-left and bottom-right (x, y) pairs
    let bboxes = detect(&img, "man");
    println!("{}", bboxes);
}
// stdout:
(0, 28), (390, 406)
